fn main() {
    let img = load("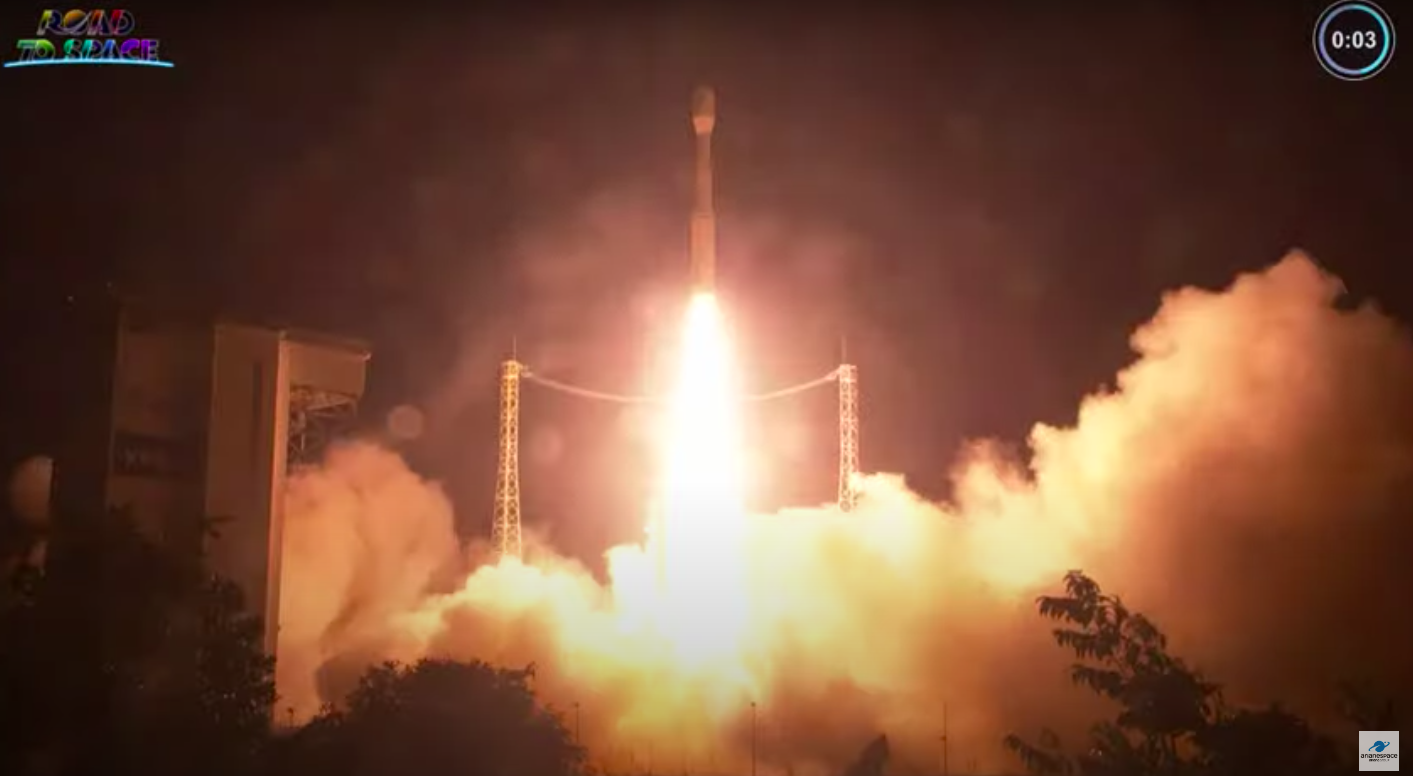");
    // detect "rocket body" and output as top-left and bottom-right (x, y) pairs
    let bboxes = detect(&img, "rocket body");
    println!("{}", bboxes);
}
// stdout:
(689, 86), (717, 294)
